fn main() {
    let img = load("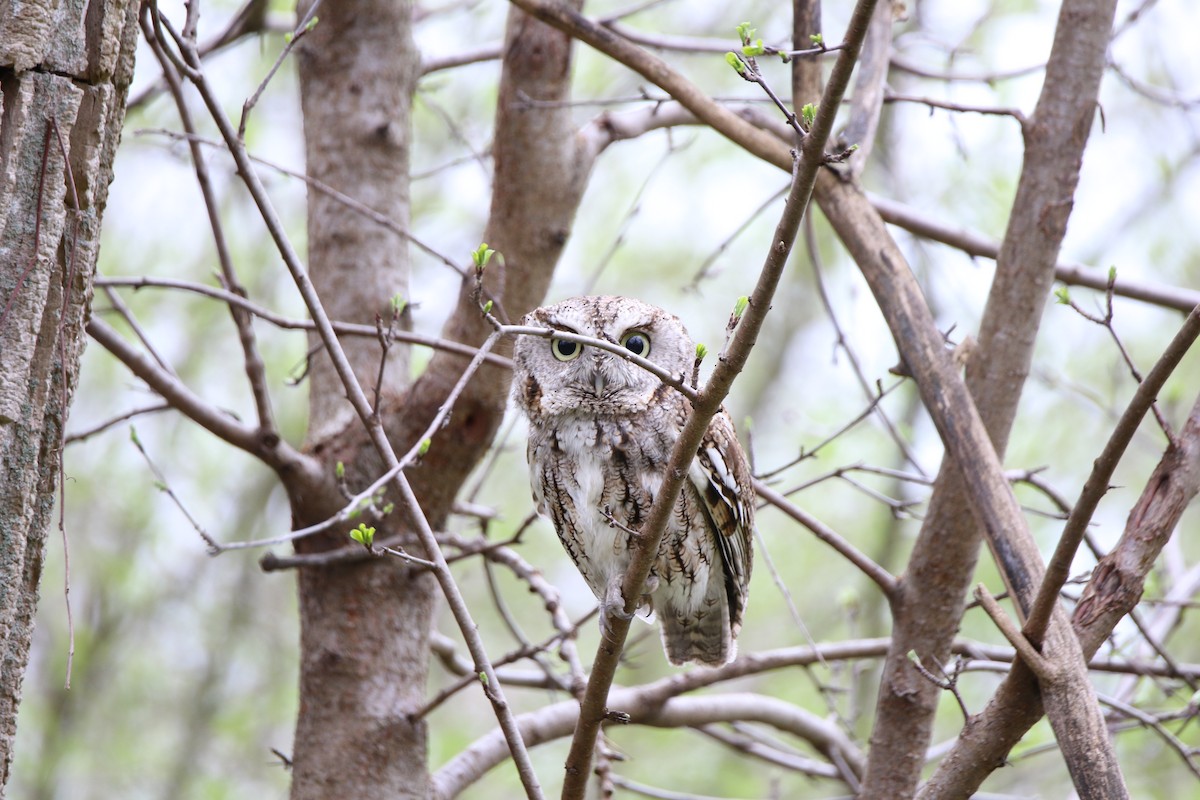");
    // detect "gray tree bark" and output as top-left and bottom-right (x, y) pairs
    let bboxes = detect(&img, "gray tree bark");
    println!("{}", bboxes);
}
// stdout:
(286, 0), (587, 796)
(0, 0), (138, 790)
